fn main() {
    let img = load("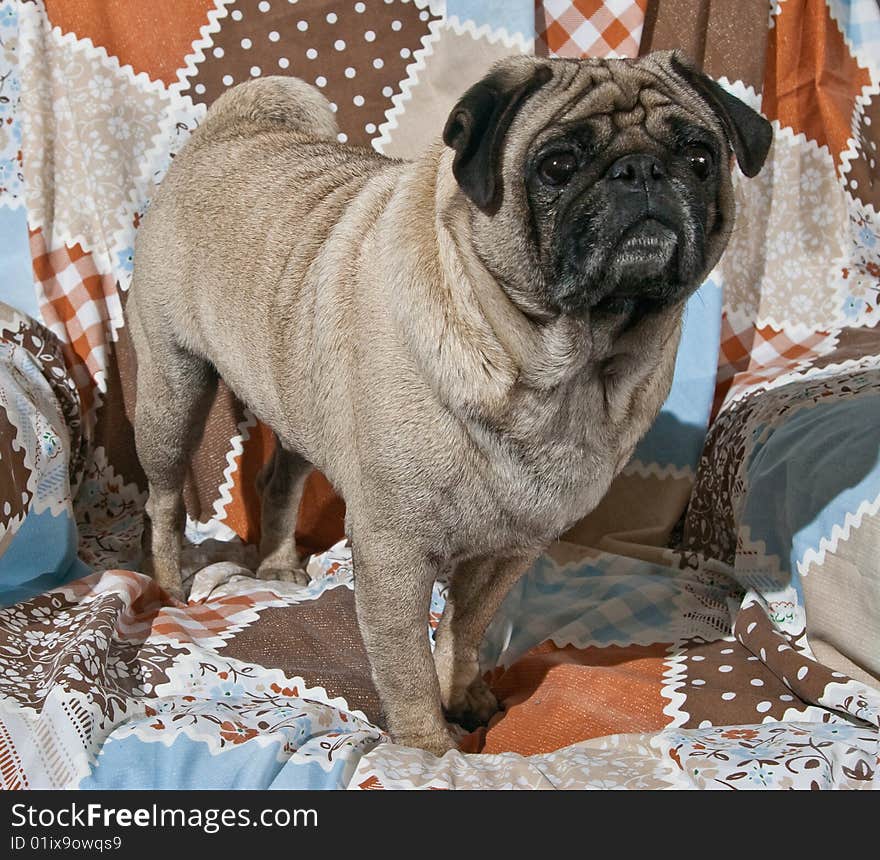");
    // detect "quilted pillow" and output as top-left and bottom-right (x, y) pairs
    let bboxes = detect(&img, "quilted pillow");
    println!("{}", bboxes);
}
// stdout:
(684, 332), (880, 687)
